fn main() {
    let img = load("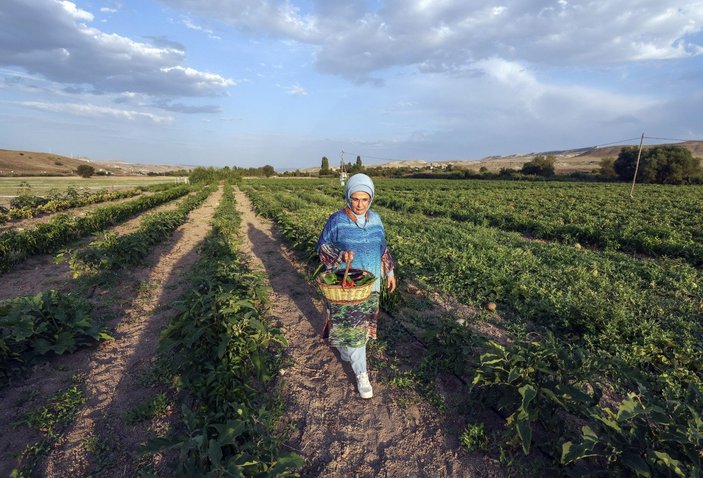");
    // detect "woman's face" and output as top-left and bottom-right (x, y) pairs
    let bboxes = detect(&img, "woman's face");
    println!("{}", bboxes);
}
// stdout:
(349, 191), (371, 215)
